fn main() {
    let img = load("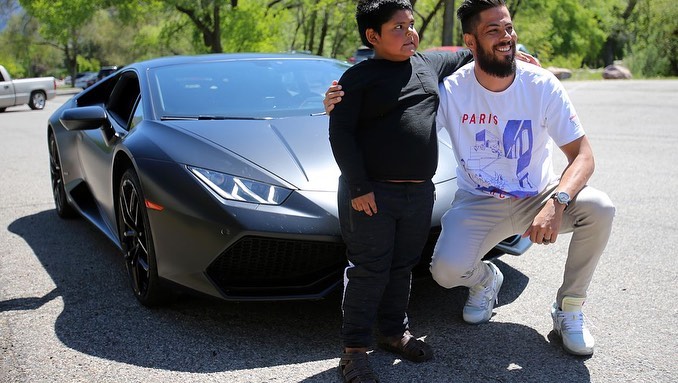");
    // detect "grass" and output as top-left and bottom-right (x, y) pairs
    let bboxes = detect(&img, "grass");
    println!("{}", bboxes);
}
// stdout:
(568, 68), (605, 81)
